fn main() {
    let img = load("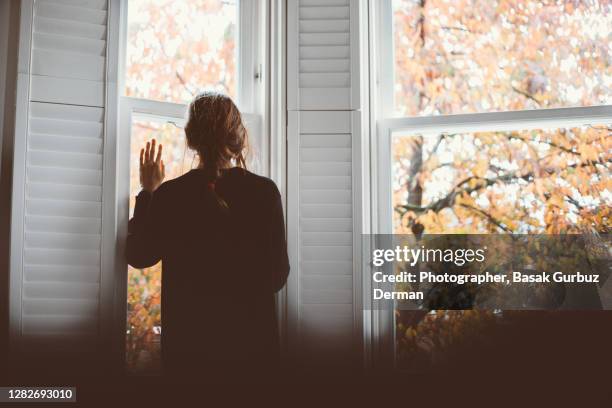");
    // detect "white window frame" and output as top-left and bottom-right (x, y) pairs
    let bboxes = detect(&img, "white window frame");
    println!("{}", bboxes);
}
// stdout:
(368, 0), (612, 368)
(113, 0), (270, 365)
